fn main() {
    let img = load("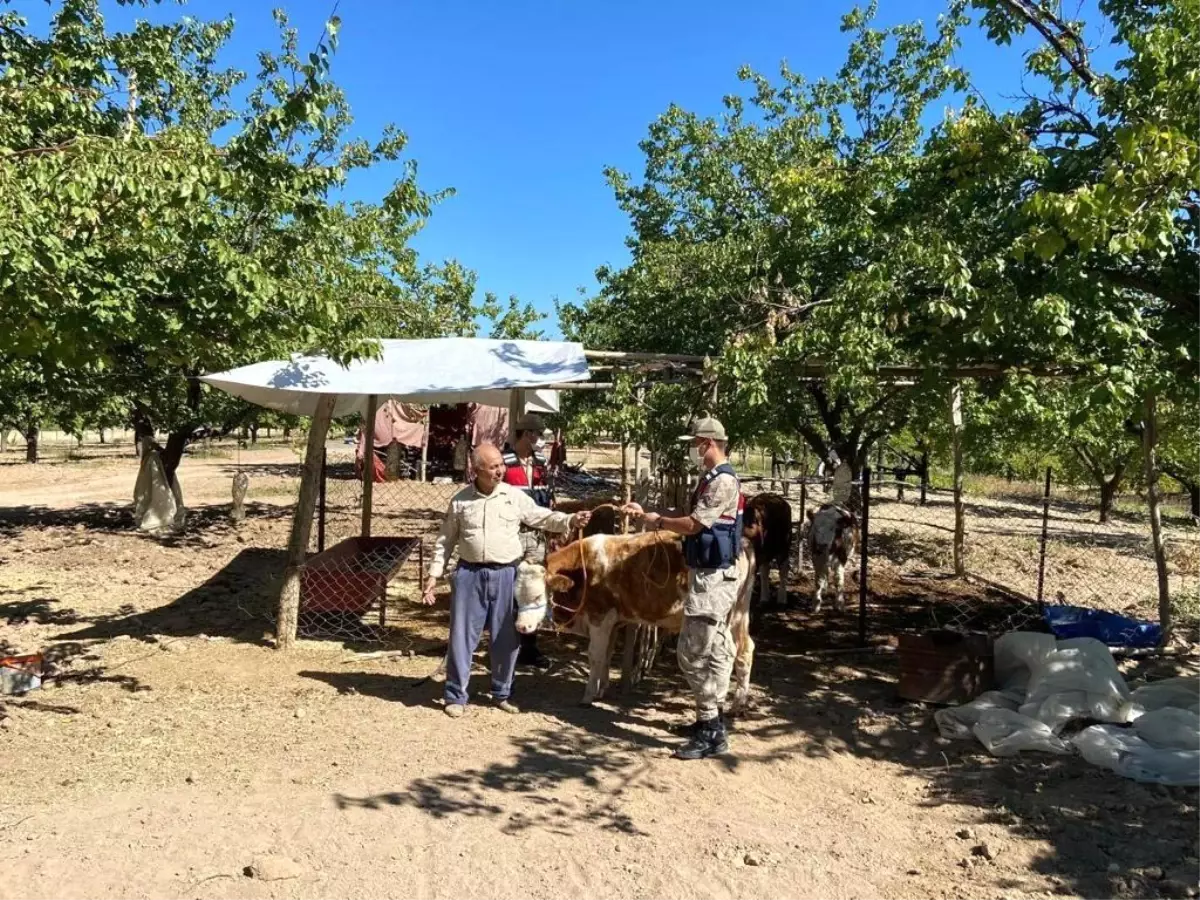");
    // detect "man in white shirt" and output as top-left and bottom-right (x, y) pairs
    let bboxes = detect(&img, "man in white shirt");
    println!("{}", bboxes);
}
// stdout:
(421, 443), (590, 717)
